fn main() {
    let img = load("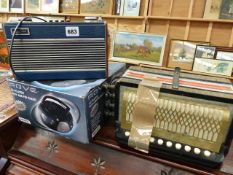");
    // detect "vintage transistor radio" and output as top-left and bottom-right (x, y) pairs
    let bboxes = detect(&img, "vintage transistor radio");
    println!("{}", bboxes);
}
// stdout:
(4, 21), (108, 81)
(115, 66), (233, 167)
